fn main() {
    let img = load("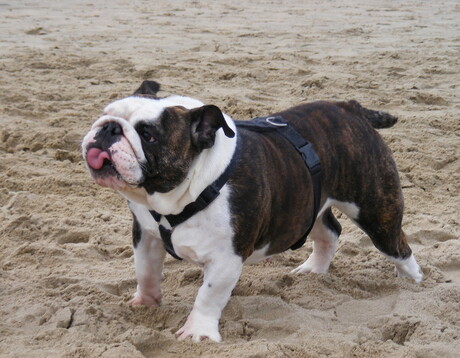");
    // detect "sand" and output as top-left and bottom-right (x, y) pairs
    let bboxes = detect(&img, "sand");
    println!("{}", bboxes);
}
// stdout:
(0, 0), (459, 357)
